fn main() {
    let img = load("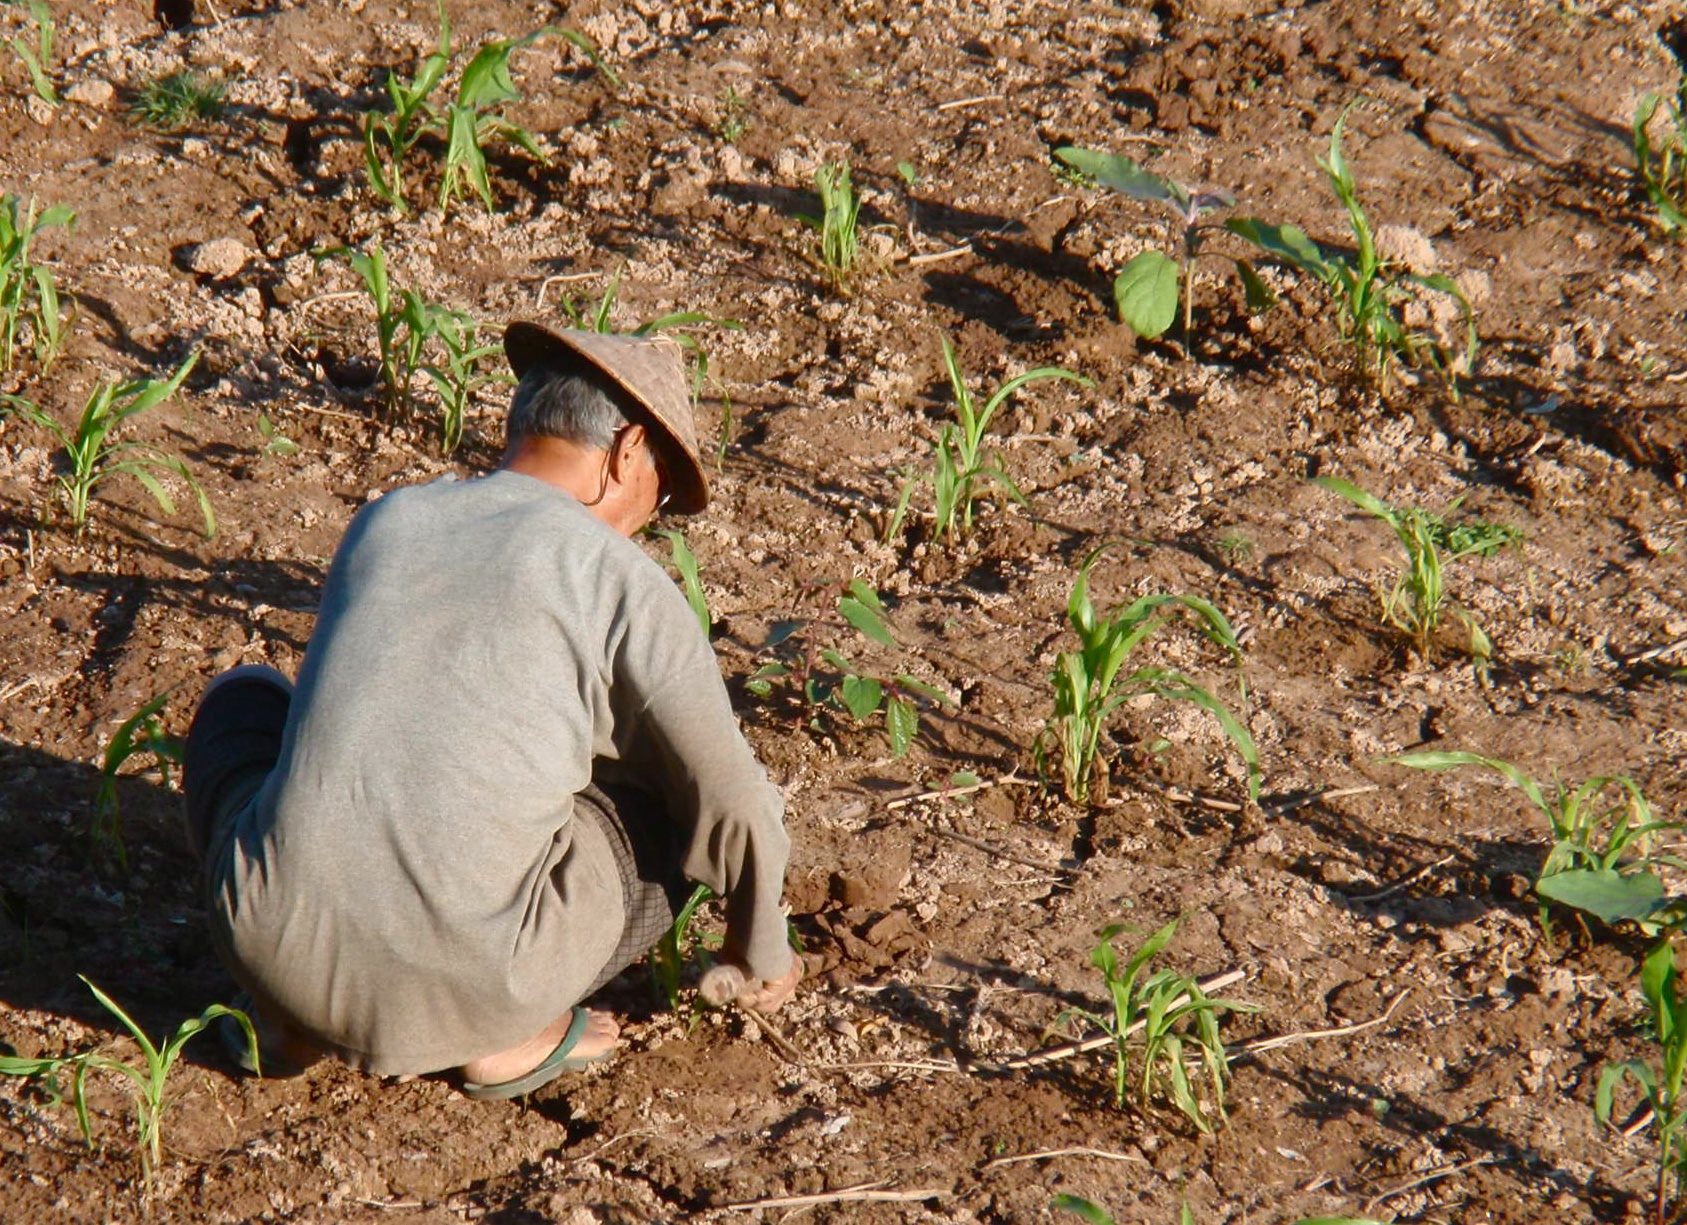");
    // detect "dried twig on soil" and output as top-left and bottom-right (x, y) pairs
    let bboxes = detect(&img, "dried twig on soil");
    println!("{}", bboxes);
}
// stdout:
(1626, 636), (1687, 665)
(1360, 1155), (1498, 1214)
(905, 244), (972, 267)
(884, 773), (1033, 809)
(717, 1180), (947, 1211)
(1349, 855), (1457, 903)
(1235, 988), (1411, 1056)
(1144, 781), (1378, 815)
(984, 969), (1247, 1071)
(745, 1013), (809, 1066)
(935, 94), (1004, 112)
(981, 1145), (1148, 1170)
